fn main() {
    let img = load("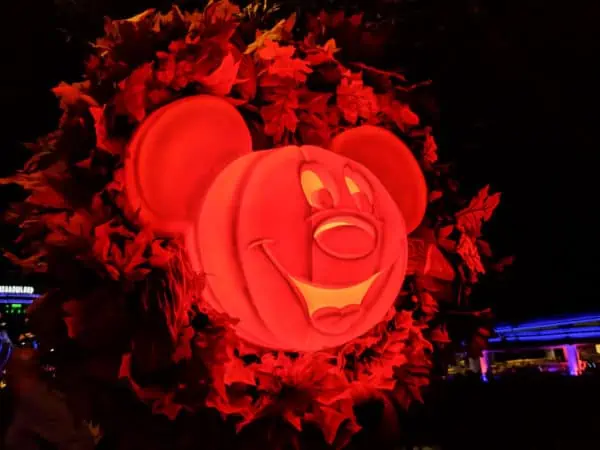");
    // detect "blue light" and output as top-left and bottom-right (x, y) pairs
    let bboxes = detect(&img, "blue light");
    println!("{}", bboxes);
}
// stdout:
(495, 314), (600, 333)
(490, 330), (600, 343)
(564, 344), (580, 376)
(0, 299), (34, 305)
(497, 326), (600, 338)
(0, 345), (12, 371)
(0, 332), (13, 371)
